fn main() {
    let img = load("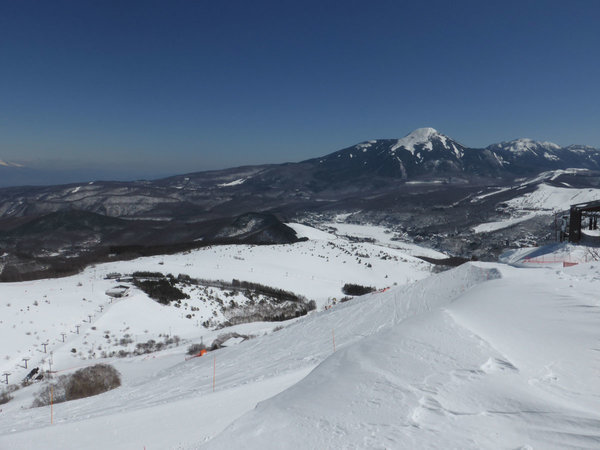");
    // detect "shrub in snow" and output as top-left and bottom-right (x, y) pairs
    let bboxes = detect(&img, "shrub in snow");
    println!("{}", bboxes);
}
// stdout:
(341, 283), (375, 296)
(68, 365), (122, 399)
(0, 384), (18, 405)
(222, 299), (316, 327)
(0, 392), (13, 405)
(134, 278), (189, 305)
(131, 271), (164, 278)
(32, 364), (121, 407)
